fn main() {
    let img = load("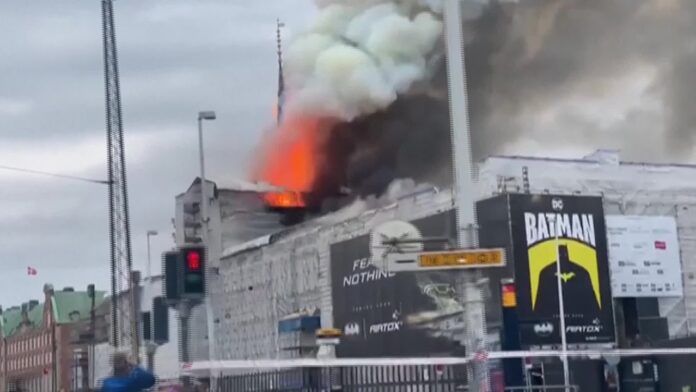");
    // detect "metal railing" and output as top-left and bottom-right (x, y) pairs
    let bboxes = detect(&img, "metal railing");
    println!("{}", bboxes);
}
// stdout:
(215, 365), (579, 392)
